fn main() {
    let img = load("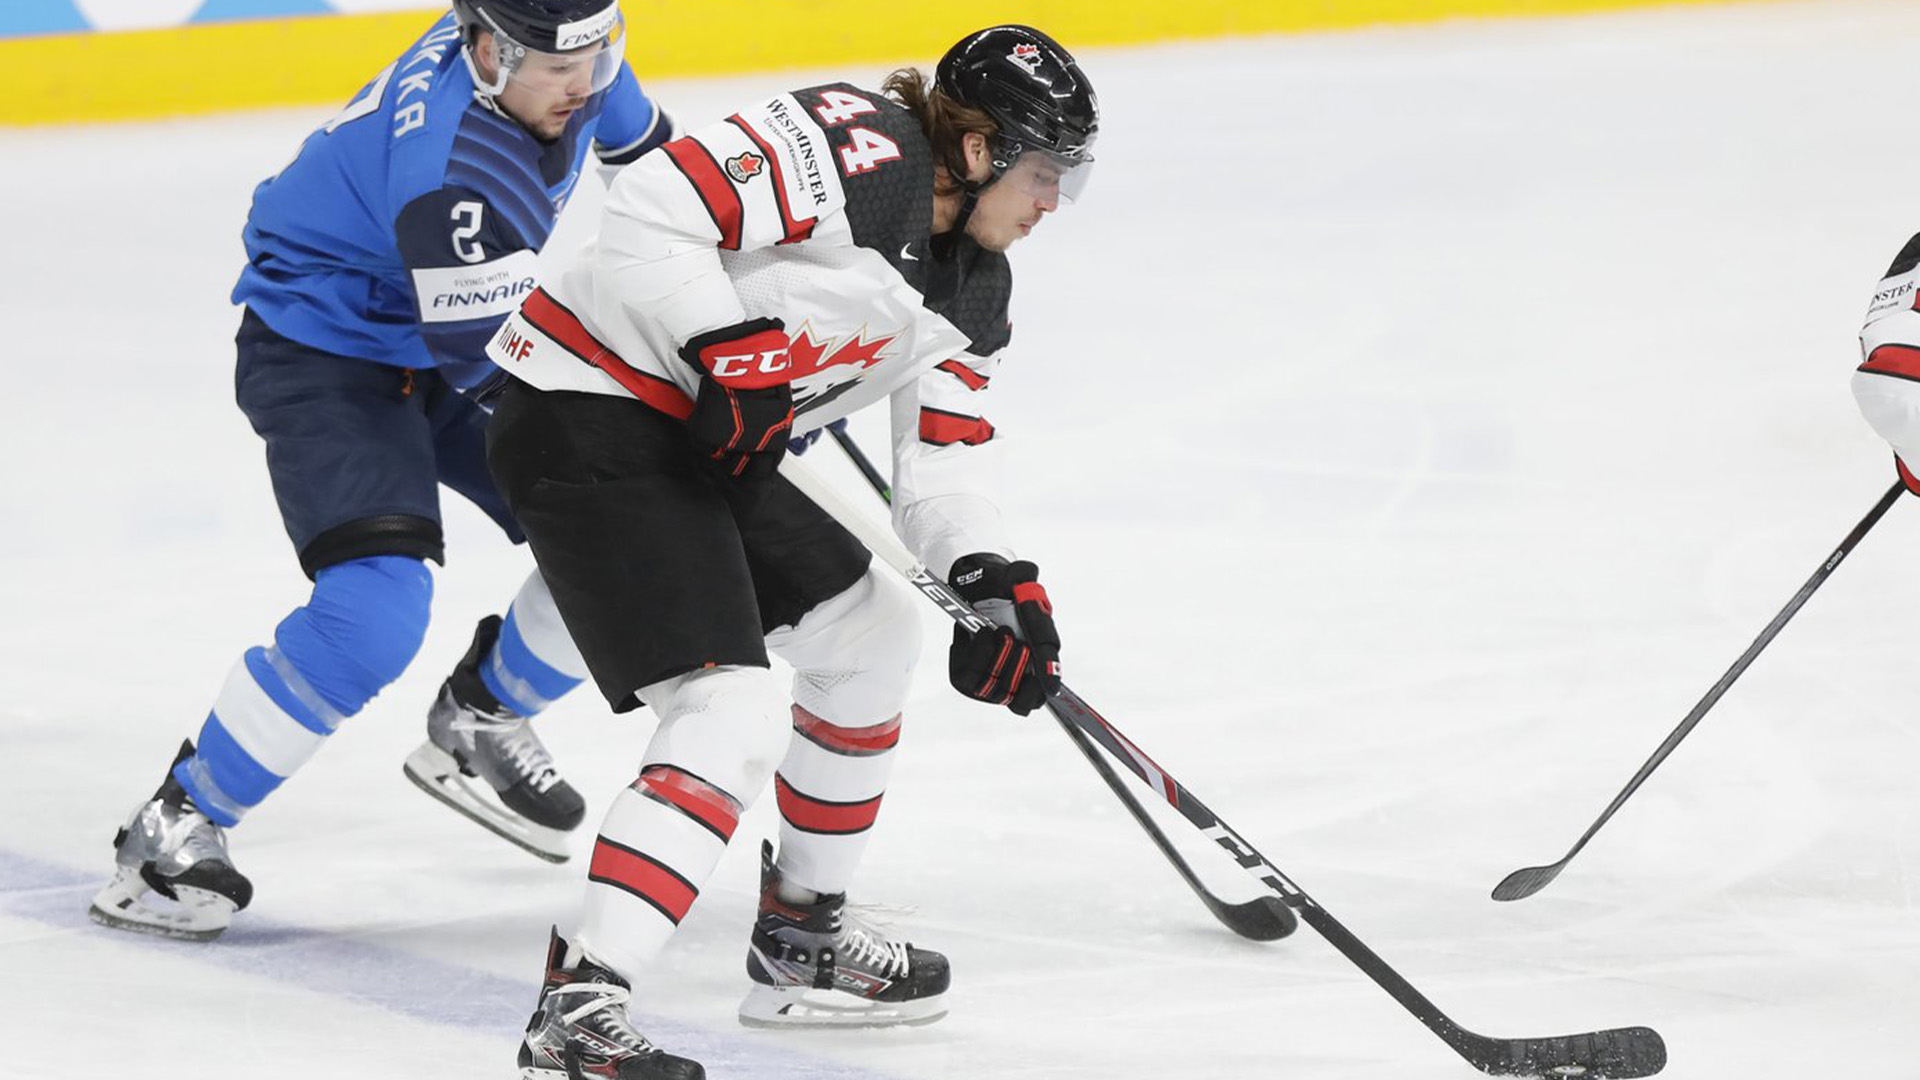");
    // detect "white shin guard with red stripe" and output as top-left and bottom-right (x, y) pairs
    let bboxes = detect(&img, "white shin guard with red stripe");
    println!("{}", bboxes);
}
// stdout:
(764, 568), (920, 895)
(577, 665), (787, 980)
(774, 706), (900, 894)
